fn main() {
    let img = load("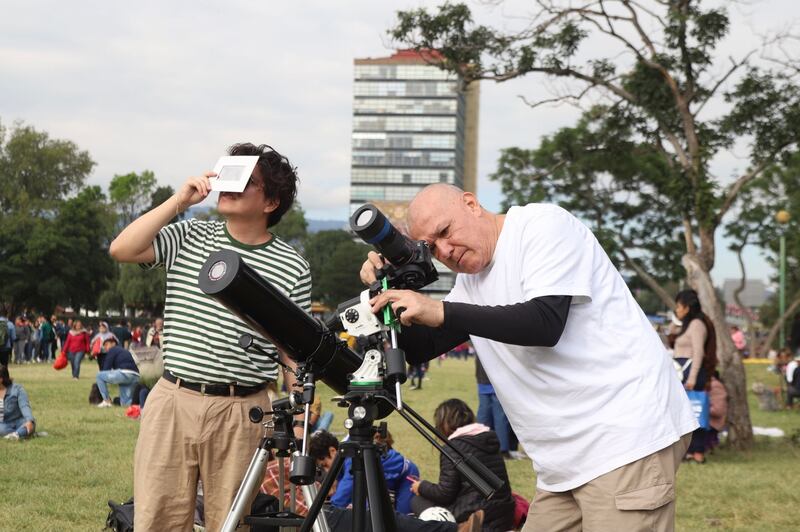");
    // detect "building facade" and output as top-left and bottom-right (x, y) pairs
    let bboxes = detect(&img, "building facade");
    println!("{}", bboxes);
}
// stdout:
(349, 50), (479, 297)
